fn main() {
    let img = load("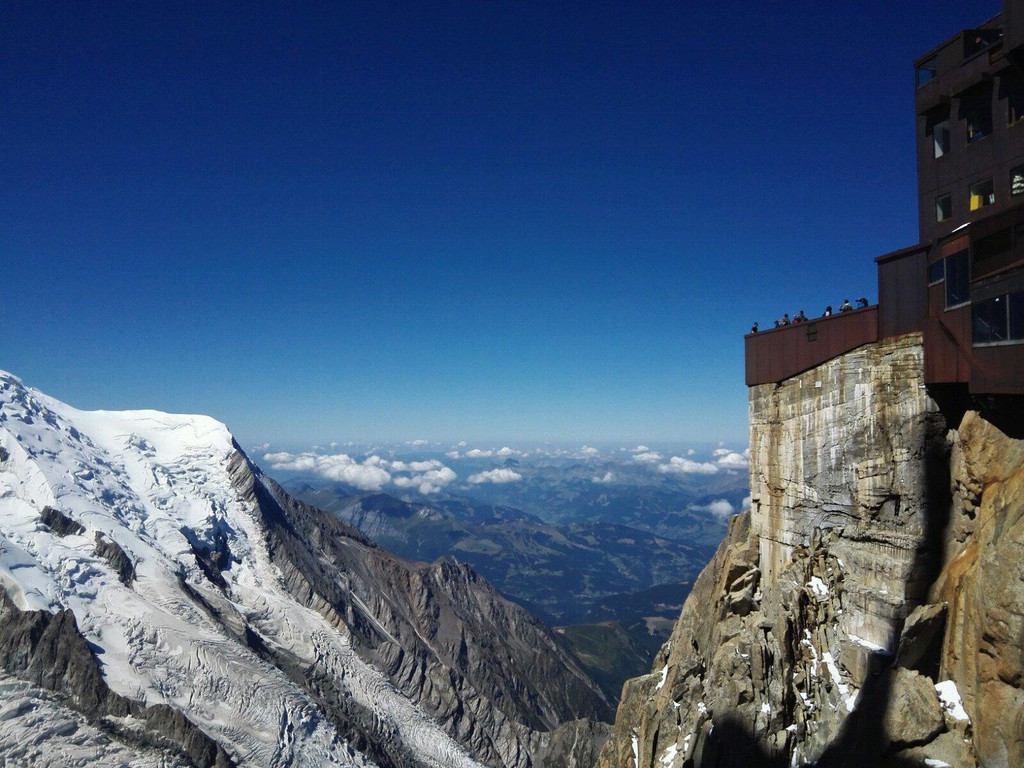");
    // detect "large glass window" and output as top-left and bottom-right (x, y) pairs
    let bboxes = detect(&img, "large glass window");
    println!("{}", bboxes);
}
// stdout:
(945, 249), (970, 308)
(928, 259), (945, 284)
(973, 293), (1024, 344)
(936, 195), (953, 221)
(970, 179), (995, 211)
(973, 296), (1009, 343)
